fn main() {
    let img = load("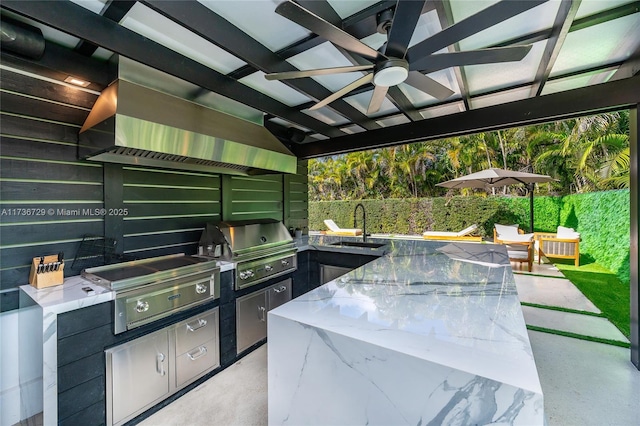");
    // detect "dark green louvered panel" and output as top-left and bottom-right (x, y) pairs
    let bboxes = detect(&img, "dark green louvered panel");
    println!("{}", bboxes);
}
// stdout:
(121, 166), (221, 257)
(224, 175), (284, 221)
